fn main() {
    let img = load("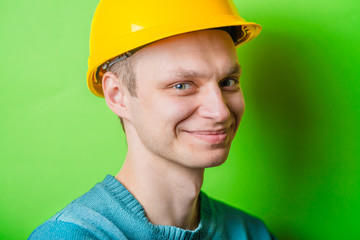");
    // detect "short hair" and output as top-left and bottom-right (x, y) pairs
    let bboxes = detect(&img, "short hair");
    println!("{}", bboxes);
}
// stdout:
(108, 53), (138, 97)
(107, 52), (138, 131)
